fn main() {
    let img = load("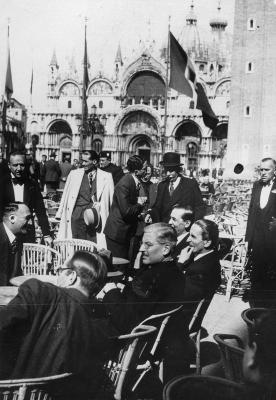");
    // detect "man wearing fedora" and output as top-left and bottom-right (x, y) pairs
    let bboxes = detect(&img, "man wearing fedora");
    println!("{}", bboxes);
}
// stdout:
(148, 152), (205, 223)
(56, 150), (114, 248)
(99, 151), (124, 186)
(42, 152), (61, 193)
